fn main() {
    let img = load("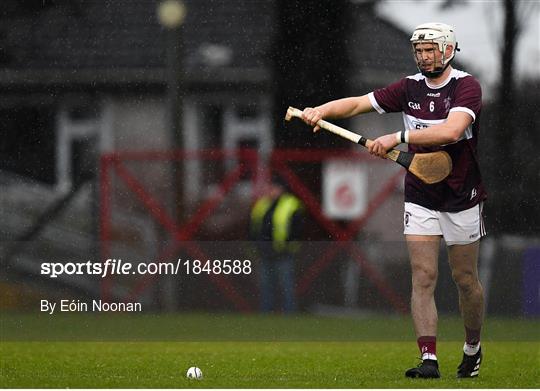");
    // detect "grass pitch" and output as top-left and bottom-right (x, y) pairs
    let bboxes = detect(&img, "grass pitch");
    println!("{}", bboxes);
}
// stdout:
(1, 313), (539, 388)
